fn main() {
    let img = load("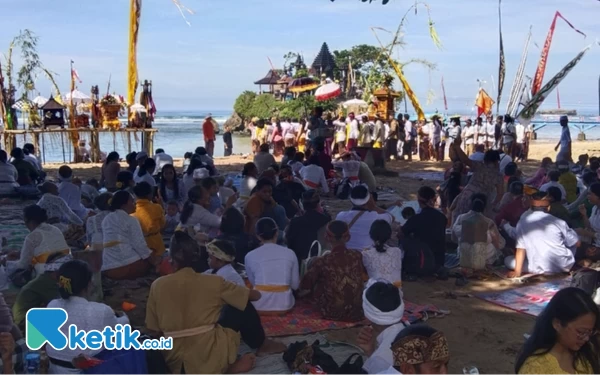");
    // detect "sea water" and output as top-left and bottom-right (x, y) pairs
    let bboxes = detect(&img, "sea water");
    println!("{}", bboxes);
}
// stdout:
(8, 110), (600, 164)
